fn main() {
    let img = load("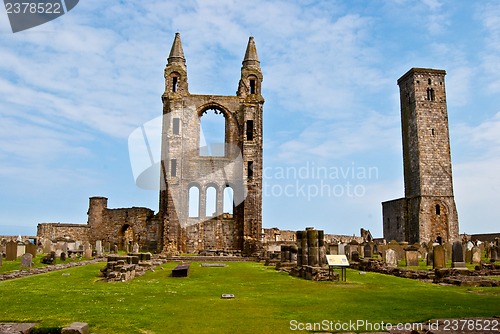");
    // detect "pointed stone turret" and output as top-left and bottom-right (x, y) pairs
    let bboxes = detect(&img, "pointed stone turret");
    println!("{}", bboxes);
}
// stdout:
(242, 36), (260, 68)
(167, 32), (186, 66)
(238, 36), (263, 98)
(164, 32), (188, 96)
